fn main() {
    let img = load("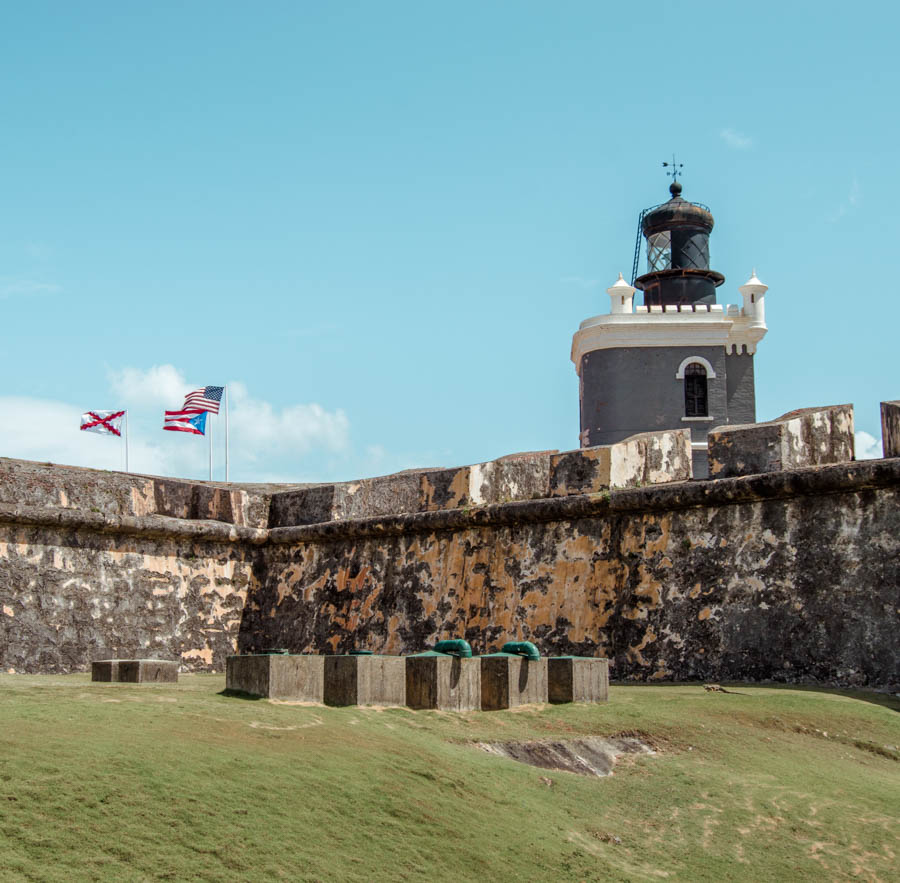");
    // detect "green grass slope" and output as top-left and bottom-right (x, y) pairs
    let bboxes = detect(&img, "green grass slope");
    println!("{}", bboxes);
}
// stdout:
(0, 675), (897, 882)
